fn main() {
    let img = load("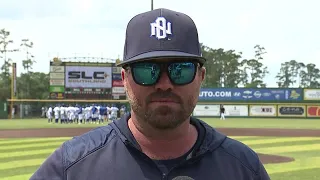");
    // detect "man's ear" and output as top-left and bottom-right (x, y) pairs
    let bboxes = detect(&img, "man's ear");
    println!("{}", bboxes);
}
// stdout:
(121, 69), (126, 81)
(200, 67), (206, 82)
